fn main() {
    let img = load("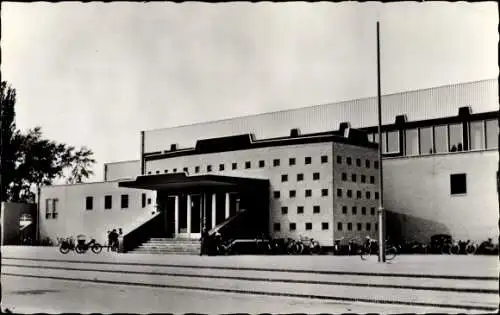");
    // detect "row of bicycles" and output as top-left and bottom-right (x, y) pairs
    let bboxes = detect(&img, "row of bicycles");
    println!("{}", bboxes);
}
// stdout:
(57, 235), (118, 254)
(211, 235), (322, 255)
